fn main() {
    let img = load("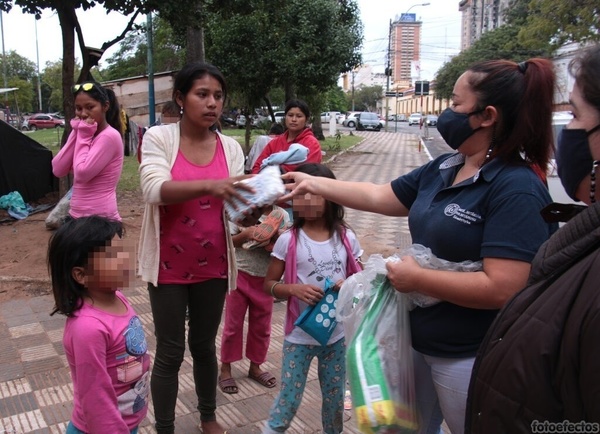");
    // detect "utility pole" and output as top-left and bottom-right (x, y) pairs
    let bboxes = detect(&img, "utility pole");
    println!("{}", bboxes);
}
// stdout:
(385, 19), (391, 132)
(147, 12), (155, 126)
(351, 70), (355, 111)
(35, 18), (42, 111)
(0, 11), (7, 92)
